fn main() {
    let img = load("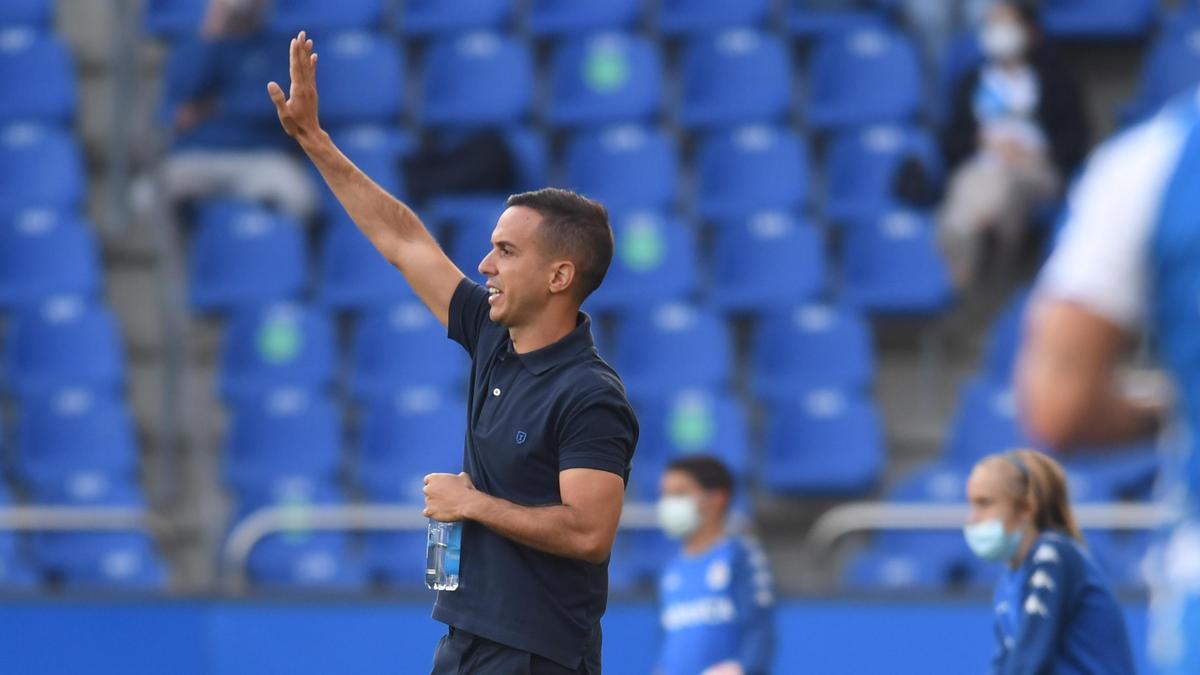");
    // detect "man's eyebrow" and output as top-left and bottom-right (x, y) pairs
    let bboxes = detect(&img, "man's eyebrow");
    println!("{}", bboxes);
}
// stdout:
(493, 239), (519, 251)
